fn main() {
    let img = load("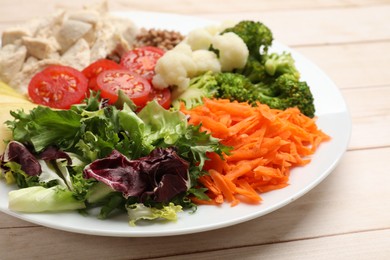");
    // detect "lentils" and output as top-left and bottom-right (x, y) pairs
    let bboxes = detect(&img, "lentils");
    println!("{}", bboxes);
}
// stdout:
(134, 28), (185, 51)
